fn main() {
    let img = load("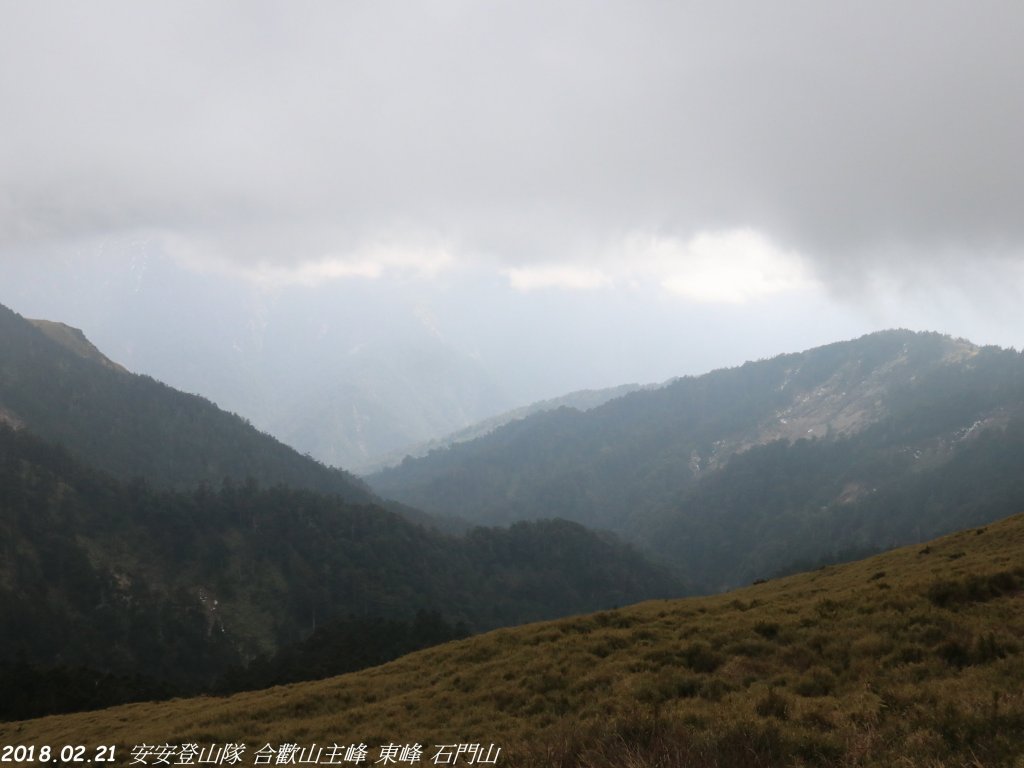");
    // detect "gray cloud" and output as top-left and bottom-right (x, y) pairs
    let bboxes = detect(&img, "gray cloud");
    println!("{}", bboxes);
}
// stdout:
(2, 1), (1023, 279)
